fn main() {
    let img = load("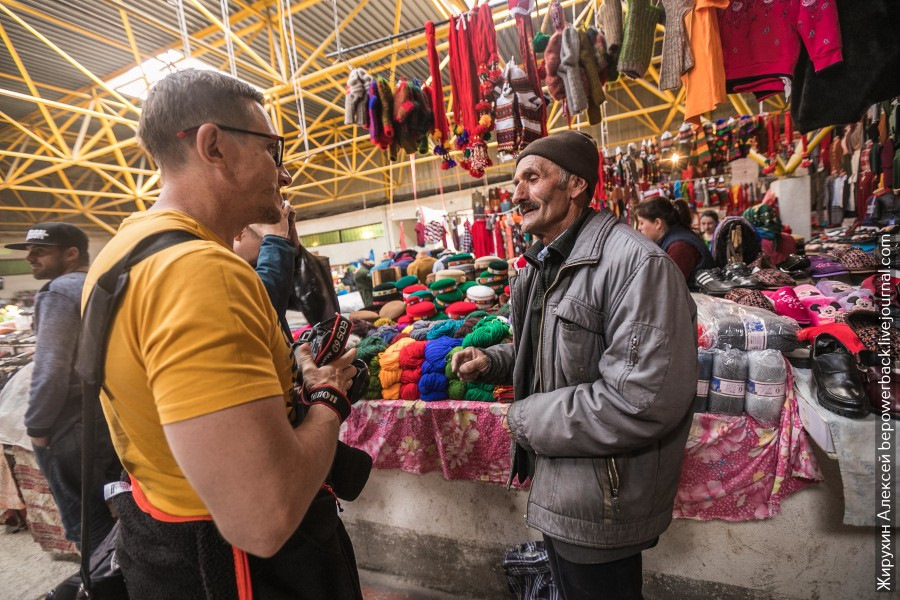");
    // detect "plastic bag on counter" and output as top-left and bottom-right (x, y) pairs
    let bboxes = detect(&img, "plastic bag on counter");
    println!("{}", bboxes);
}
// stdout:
(695, 294), (800, 352)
